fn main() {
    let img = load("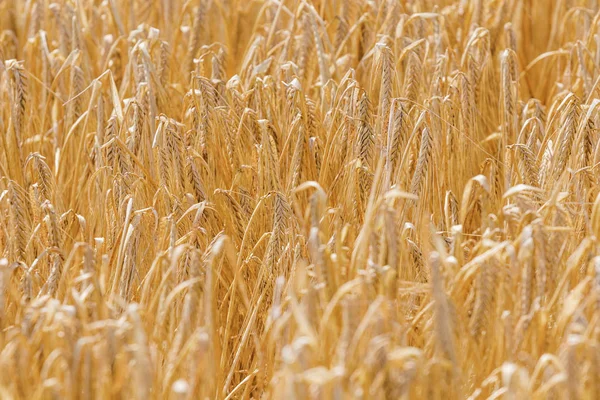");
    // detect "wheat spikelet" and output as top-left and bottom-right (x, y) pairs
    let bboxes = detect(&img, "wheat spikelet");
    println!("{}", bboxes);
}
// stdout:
(7, 182), (29, 263)
(355, 91), (374, 213)
(186, 155), (206, 202)
(387, 100), (408, 178)
(289, 123), (304, 192)
(539, 139), (554, 187)
(307, 9), (331, 85)
(409, 128), (432, 197)
(265, 192), (290, 277)
(552, 97), (579, 181)
(186, 0), (207, 74)
(576, 113), (594, 184)
(377, 41), (393, 142)
(165, 119), (186, 192)
(212, 47), (226, 83)
(27, 153), (54, 202)
(460, 72), (474, 141)
(6, 60), (27, 146)
(512, 144), (539, 187)
(214, 189), (246, 243)
(356, 91), (373, 167)
(259, 119), (281, 193)
(403, 51), (422, 105)
(43, 202), (63, 296)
